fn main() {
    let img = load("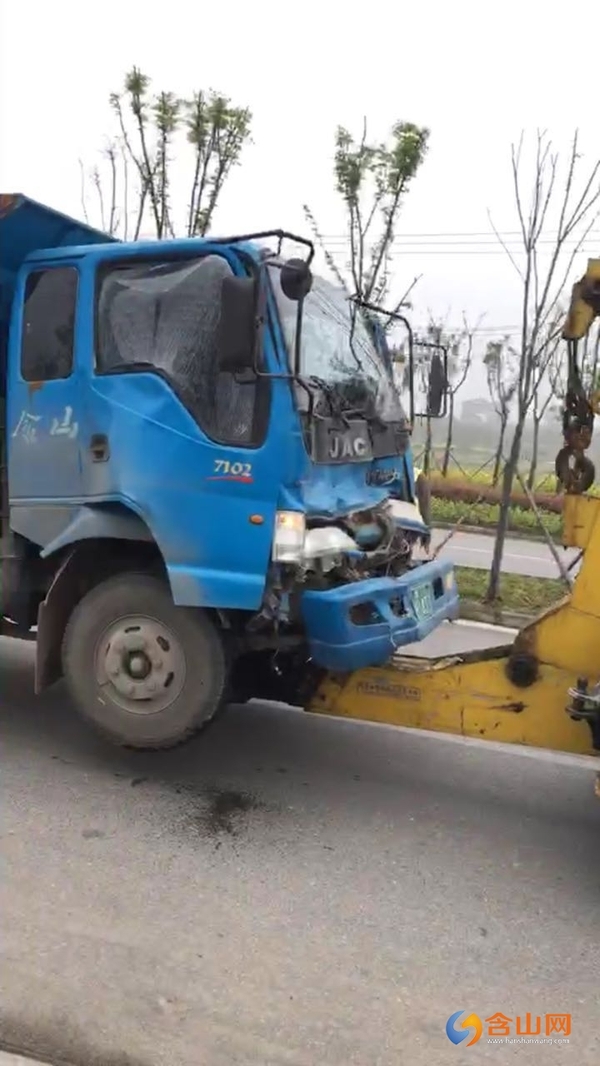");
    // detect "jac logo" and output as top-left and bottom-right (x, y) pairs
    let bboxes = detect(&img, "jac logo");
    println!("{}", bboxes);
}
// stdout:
(328, 432), (369, 461)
